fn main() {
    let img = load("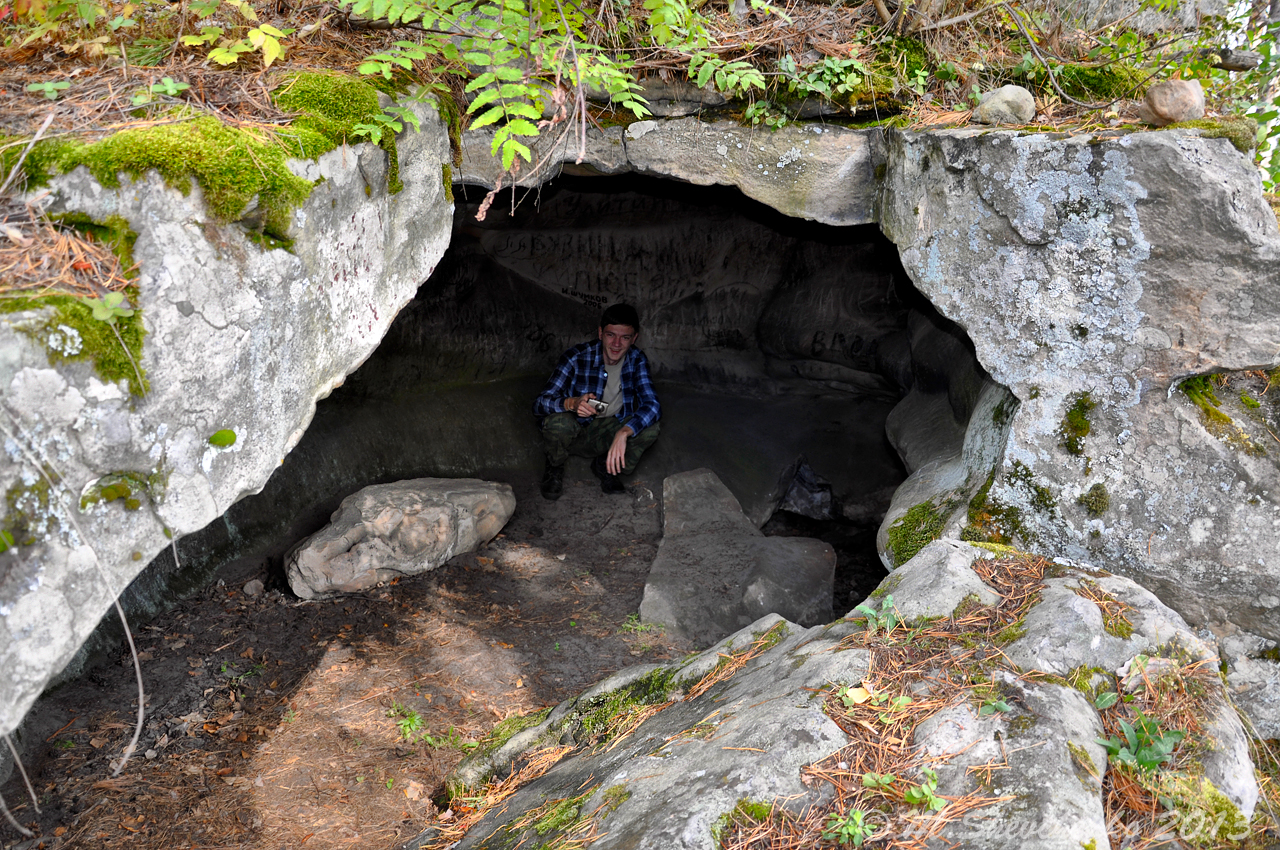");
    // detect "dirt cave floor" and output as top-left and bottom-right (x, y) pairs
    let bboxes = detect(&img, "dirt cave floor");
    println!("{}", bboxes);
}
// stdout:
(1, 467), (884, 850)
